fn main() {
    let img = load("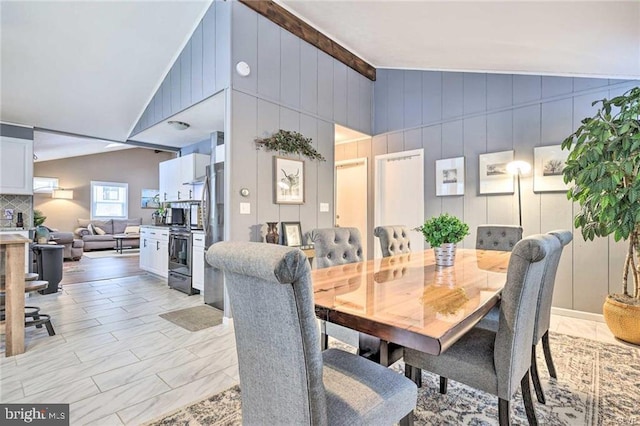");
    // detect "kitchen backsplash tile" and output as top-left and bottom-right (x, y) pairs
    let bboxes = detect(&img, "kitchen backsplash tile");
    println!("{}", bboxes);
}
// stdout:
(0, 194), (33, 229)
